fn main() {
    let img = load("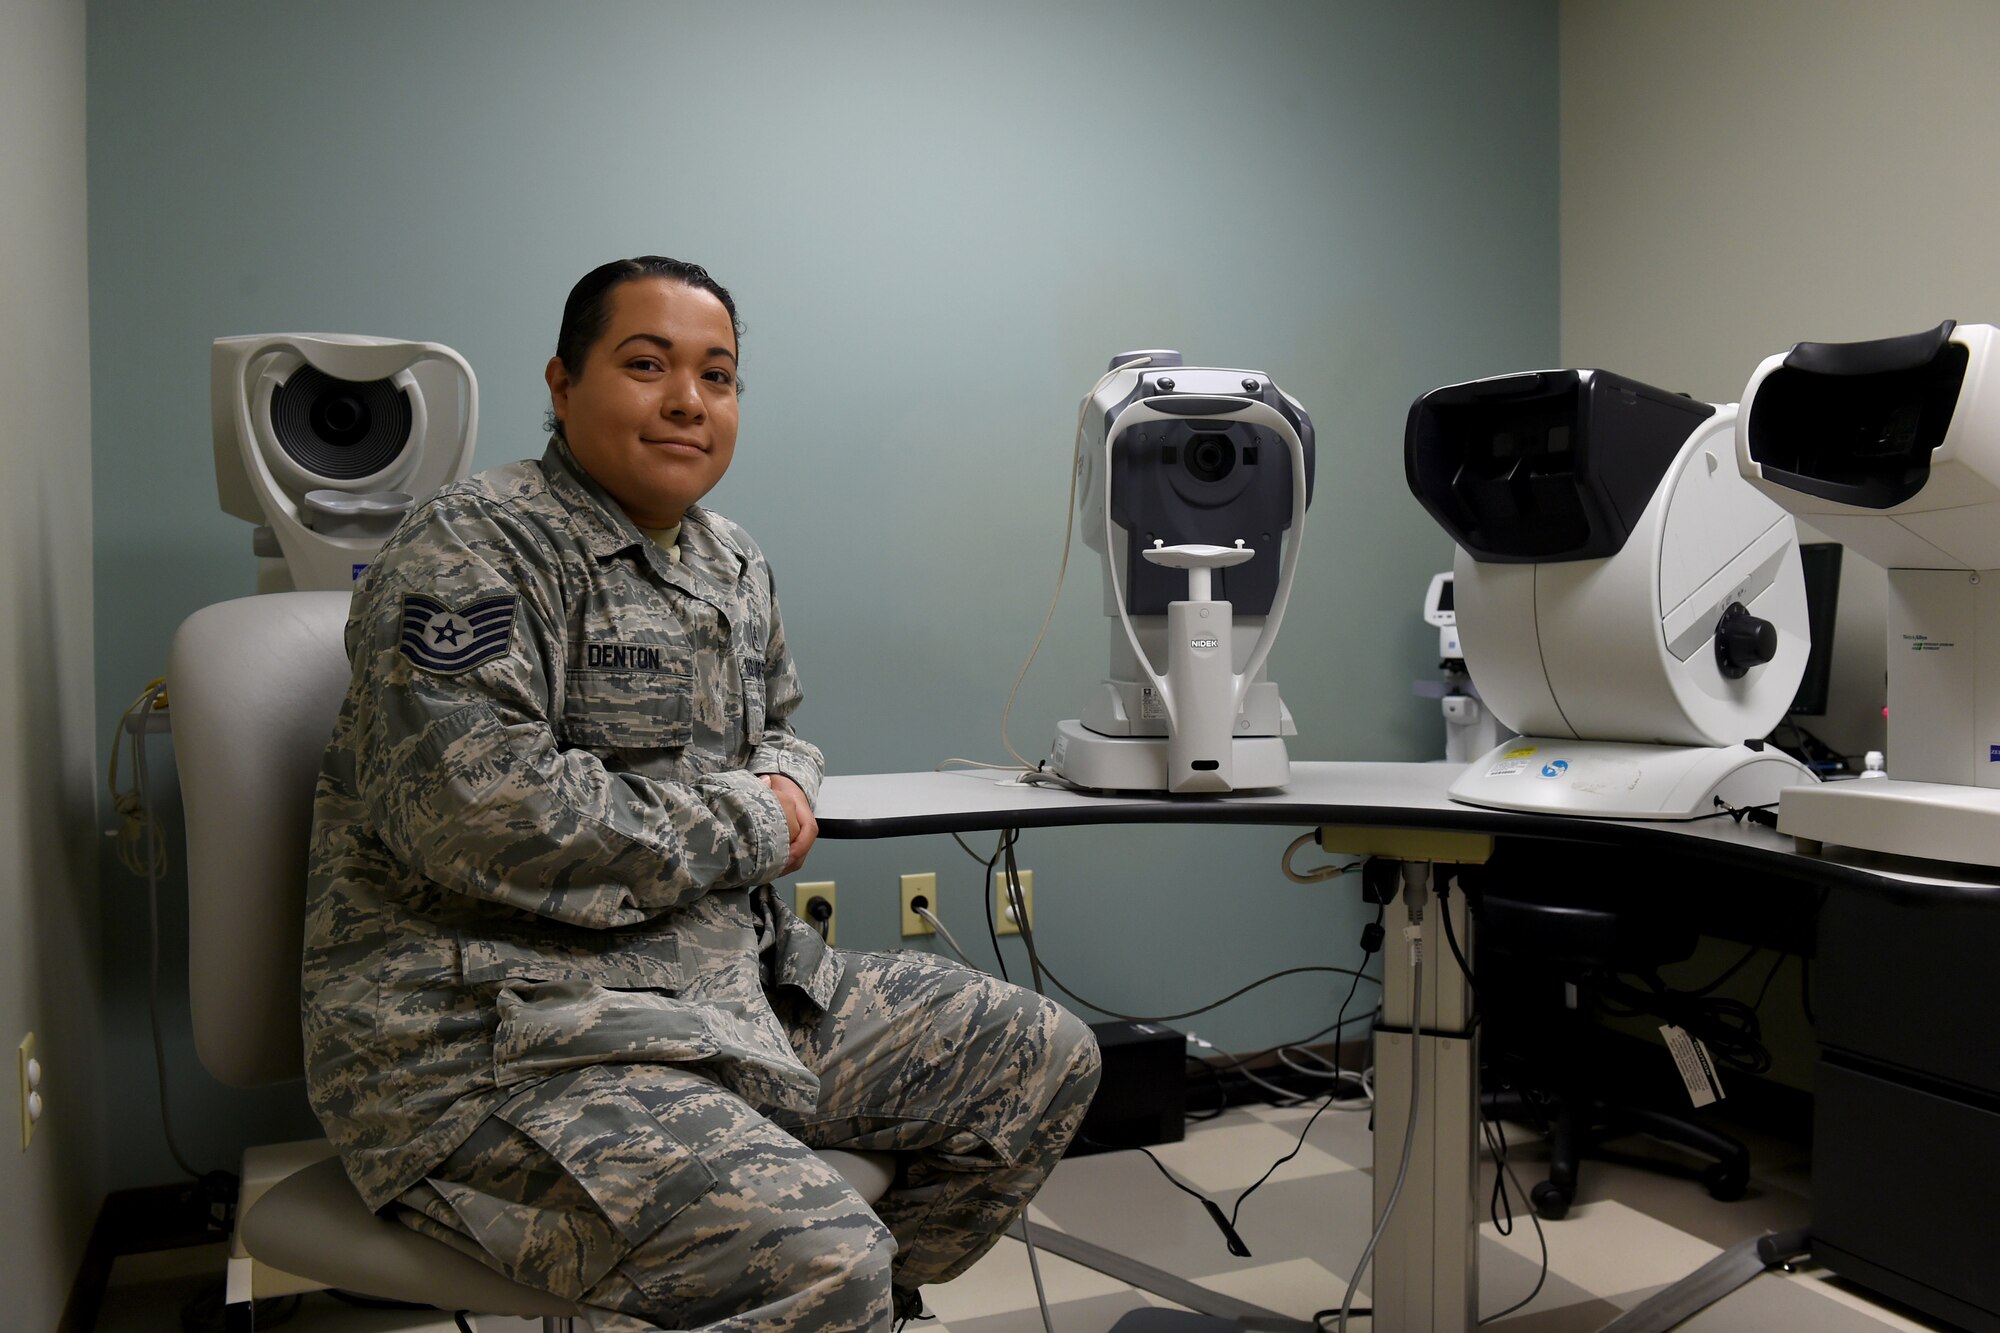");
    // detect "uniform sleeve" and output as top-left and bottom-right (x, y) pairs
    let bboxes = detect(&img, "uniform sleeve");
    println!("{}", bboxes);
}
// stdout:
(748, 563), (825, 807)
(344, 497), (792, 929)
